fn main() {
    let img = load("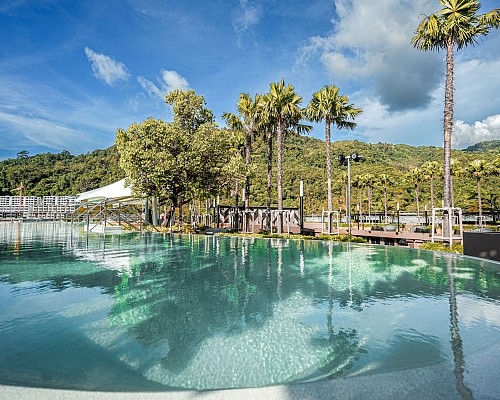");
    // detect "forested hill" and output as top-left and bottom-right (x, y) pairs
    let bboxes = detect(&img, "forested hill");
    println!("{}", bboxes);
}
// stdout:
(0, 147), (123, 196)
(1, 136), (499, 213)
(463, 140), (500, 152)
